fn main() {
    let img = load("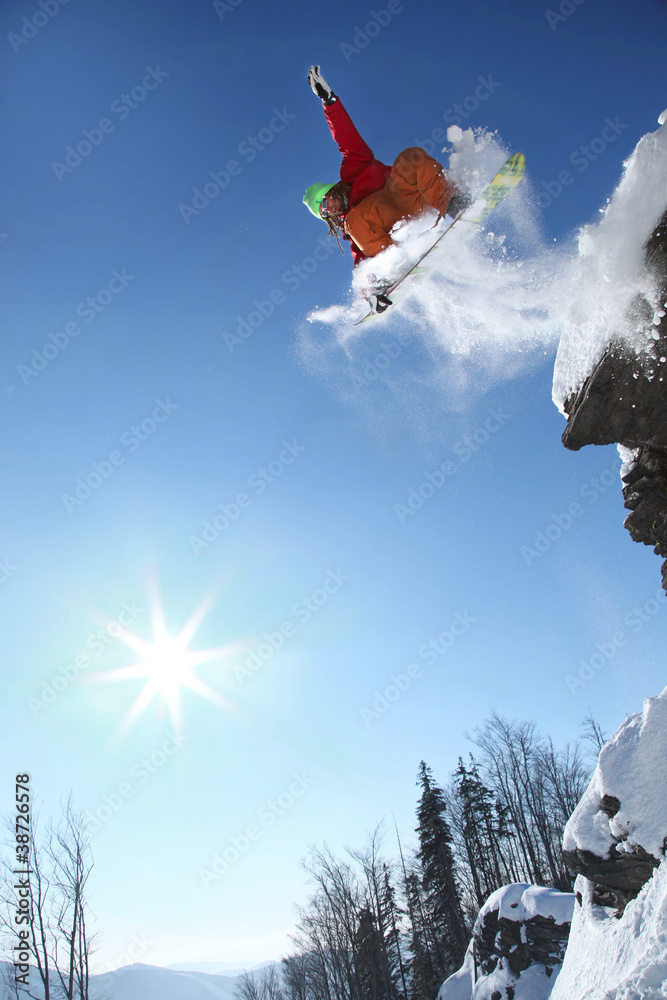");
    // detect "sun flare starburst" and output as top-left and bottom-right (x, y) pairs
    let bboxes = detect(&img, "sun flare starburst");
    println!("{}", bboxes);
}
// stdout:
(96, 586), (242, 738)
